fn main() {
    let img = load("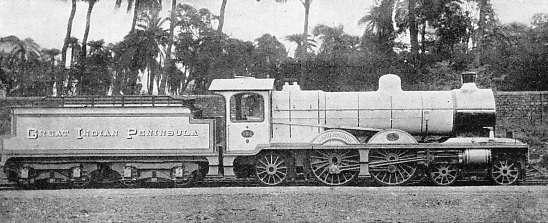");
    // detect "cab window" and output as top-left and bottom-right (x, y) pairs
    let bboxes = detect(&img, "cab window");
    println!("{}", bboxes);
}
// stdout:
(230, 93), (264, 122)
